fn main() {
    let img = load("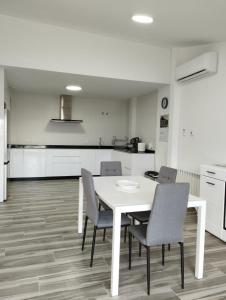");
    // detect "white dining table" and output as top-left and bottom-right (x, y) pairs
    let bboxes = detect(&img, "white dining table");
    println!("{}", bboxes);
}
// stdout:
(78, 176), (206, 297)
